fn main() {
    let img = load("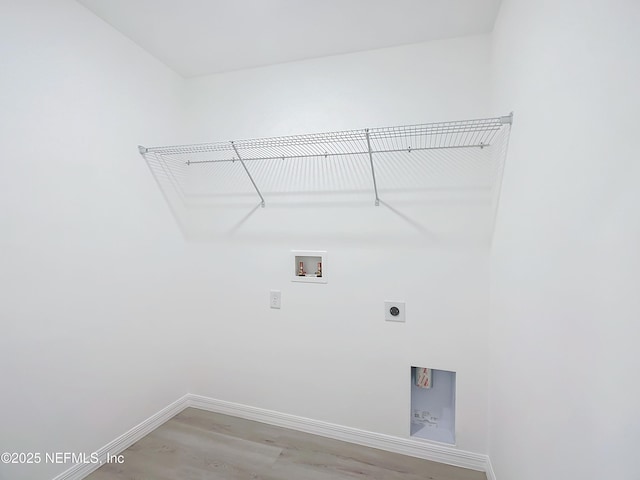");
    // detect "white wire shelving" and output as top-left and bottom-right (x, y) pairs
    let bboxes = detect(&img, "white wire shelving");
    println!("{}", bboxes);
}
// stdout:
(138, 114), (512, 208)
